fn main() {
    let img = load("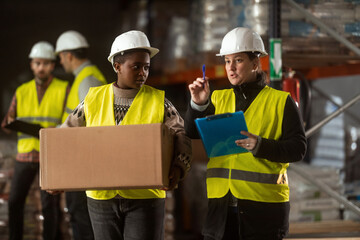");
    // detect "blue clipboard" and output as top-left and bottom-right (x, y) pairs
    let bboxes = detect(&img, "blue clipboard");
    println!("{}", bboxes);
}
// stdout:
(195, 111), (248, 158)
